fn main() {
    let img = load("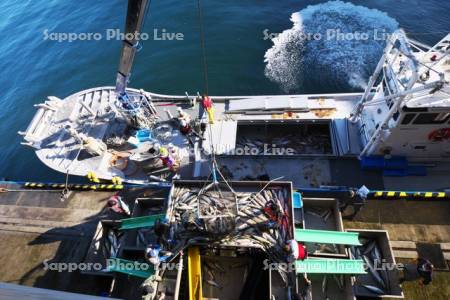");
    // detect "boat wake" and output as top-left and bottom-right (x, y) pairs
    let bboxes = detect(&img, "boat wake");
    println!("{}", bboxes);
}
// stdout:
(264, 1), (398, 92)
